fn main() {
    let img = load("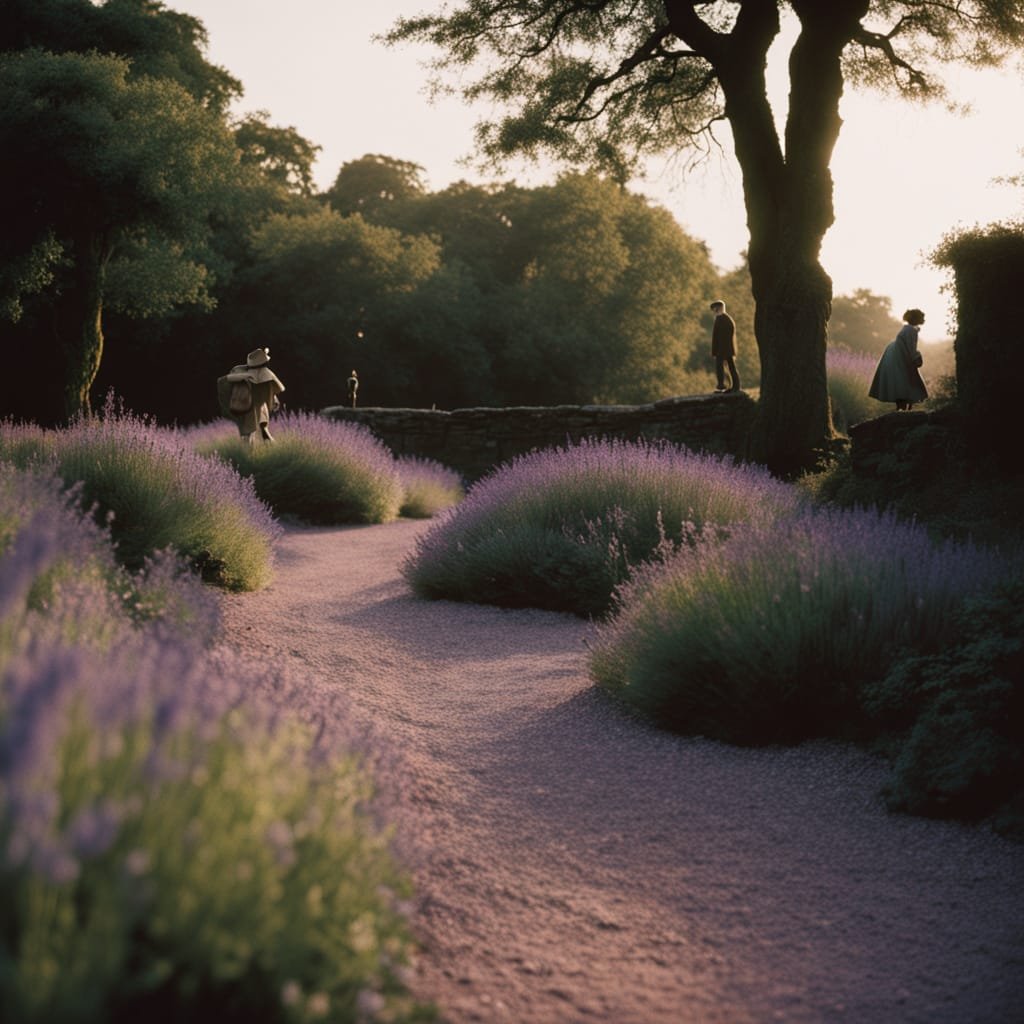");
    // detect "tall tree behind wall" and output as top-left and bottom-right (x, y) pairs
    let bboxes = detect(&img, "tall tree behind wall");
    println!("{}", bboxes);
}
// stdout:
(387, 0), (1024, 475)
(0, 49), (243, 420)
(329, 160), (721, 407)
(0, 0), (244, 423)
